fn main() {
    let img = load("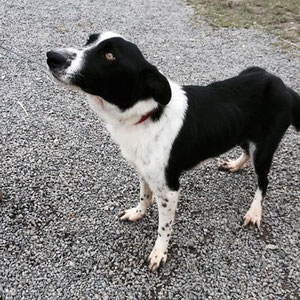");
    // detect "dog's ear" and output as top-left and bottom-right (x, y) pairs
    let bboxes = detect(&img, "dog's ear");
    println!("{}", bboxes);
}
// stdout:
(140, 68), (171, 105)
